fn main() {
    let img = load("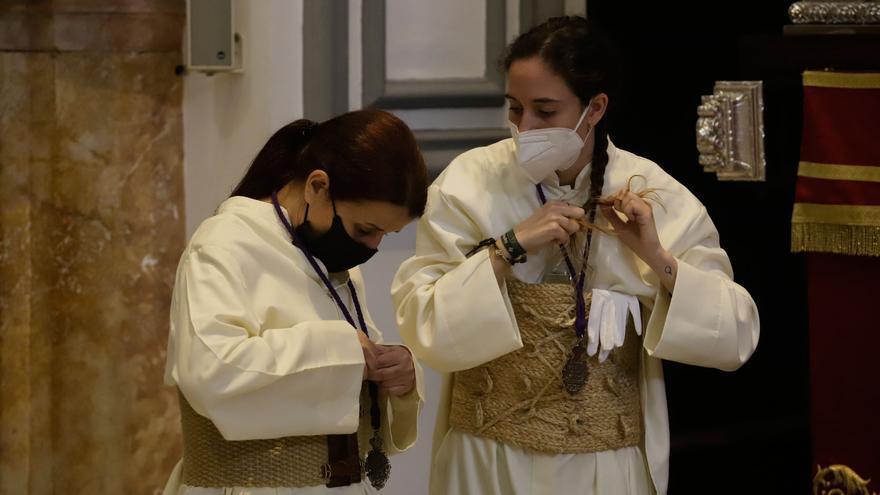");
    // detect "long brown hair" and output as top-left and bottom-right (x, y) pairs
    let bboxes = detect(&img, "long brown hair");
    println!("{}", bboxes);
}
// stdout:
(231, 109), (428, 217)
